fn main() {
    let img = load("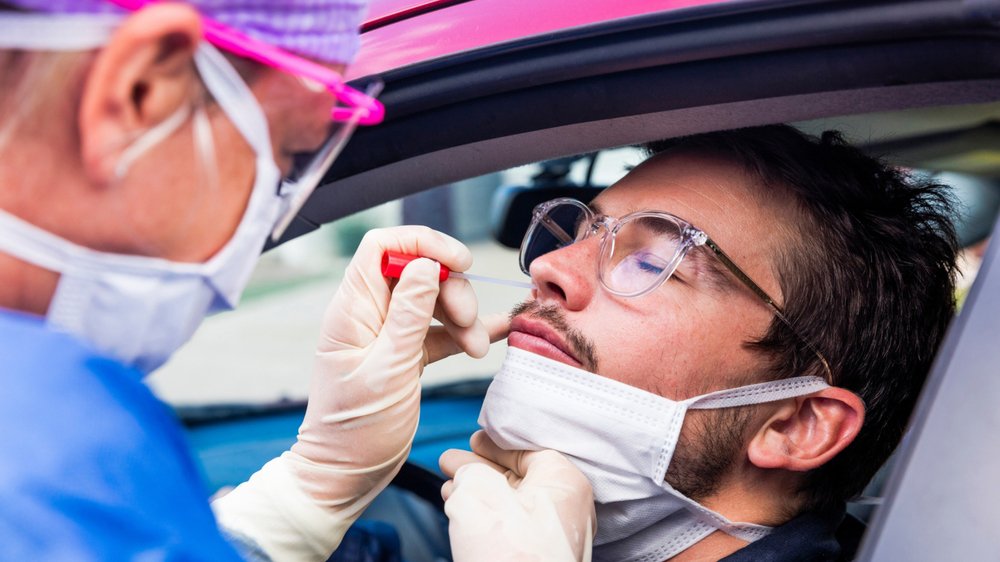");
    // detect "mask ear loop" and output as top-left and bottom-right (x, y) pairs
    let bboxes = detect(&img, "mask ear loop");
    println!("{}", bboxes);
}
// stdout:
(191, 96), (218, 193)
(114, 102), (193, 180)
(110, 83), (215, 257)
(105, 100), (193, 257)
